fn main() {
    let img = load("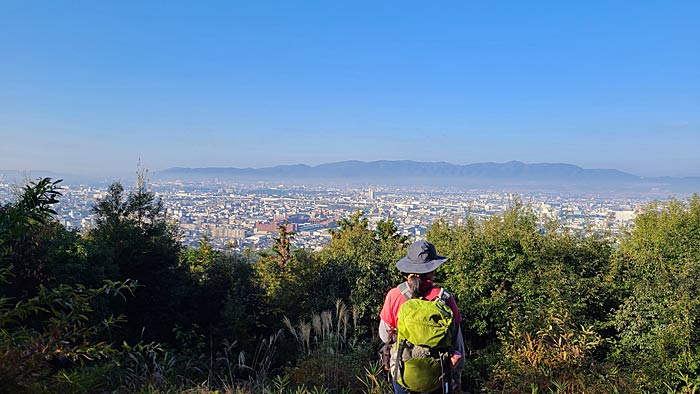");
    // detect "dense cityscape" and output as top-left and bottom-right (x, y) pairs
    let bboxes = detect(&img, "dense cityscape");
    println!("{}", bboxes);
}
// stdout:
(1, 178), (665, 252)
